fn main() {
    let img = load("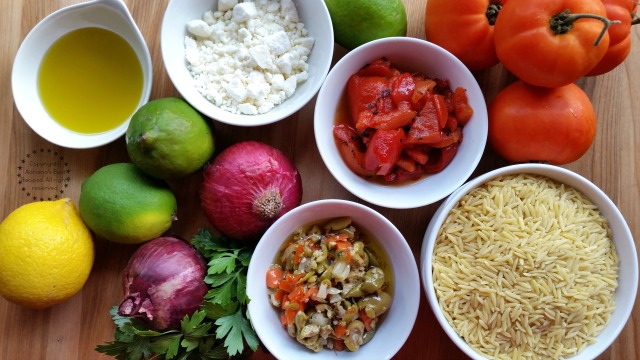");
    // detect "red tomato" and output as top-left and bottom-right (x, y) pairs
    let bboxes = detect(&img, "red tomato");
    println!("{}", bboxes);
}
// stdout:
(356, 101), (415, 132)
(333, 124), (375, 178)
(424, 143), (459, 174)
(391, 73), (416, 104)
(488, 81), (597, 165)
(364, 129), (406, 176)
(356, 58), (394, 77)
(347, 75), (390, 125)
(587, 0), (636, 76)
(494, 0), (610, 87)
(425, 0), (504, 71)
